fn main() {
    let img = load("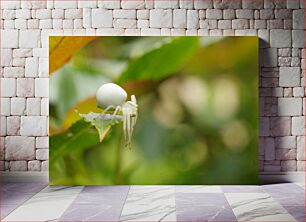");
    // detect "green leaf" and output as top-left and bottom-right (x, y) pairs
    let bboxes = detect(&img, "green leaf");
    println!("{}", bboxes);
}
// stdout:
(79, 112), (122, 142)
(117, 37), (200, 83)
(50, 120), (100, 164)
(56, 68), (77, 120)
(49, 36), (97, 74)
